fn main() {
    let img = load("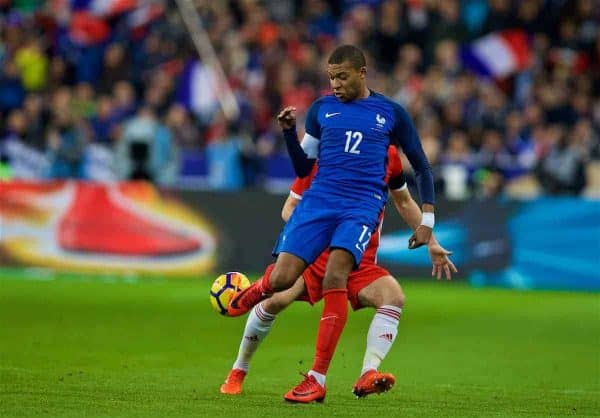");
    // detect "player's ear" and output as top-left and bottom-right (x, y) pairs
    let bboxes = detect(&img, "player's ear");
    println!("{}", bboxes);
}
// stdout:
(359, 66), (366, 79)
